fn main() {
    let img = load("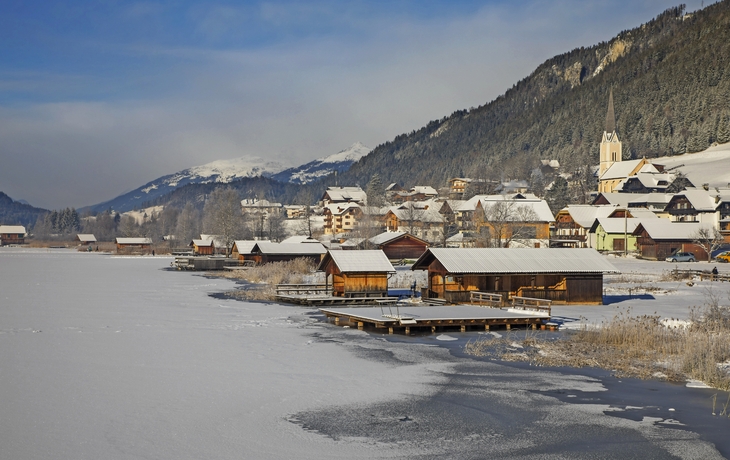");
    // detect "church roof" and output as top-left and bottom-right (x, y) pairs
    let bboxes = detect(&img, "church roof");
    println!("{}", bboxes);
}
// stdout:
(605, 89), (616, 133)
